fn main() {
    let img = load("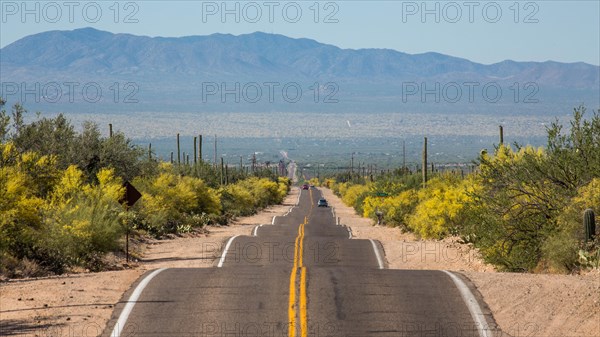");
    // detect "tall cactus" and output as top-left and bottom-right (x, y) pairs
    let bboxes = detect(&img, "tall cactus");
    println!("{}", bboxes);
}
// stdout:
(584, 208), (596, 242)
(422, 137), (428, 187)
